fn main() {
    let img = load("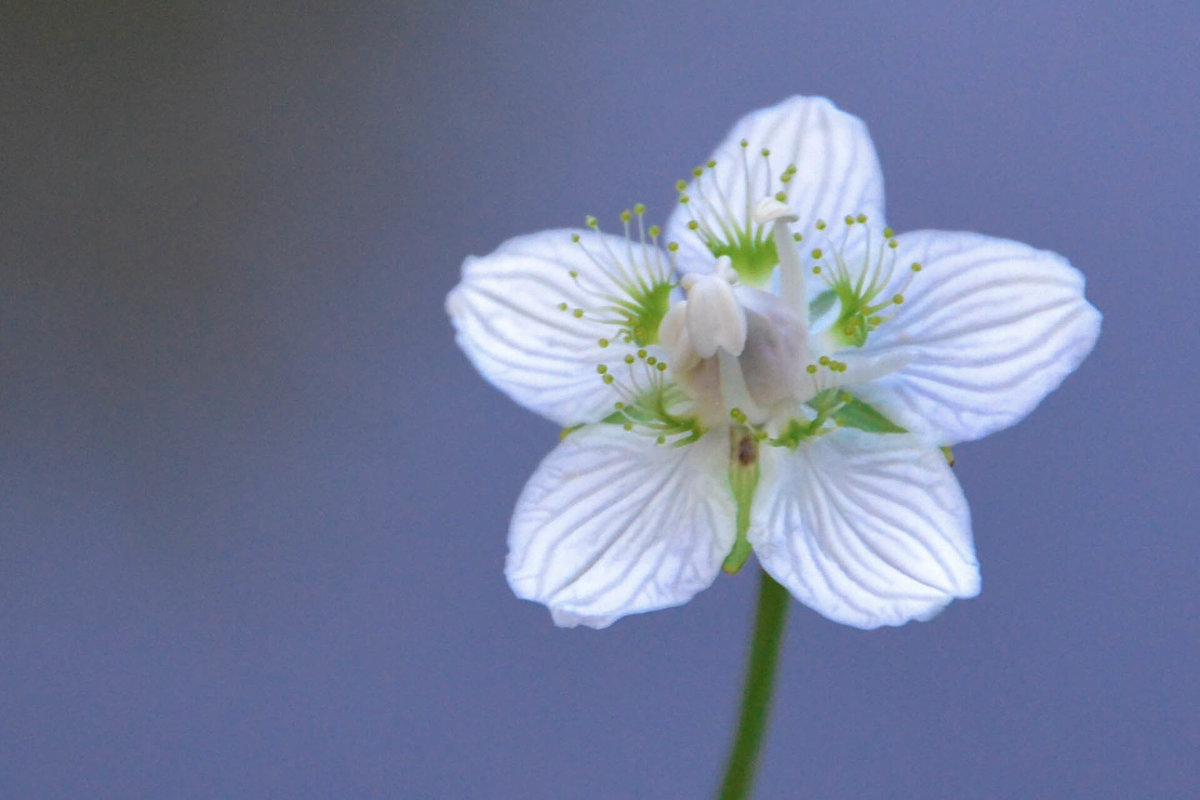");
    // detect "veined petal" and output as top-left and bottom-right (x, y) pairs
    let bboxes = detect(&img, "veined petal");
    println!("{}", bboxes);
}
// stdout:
(854, 231), (1102, 444)
(666, 96), (886, 271)
(447, 230), (671, 426)
(750, 430), (979, 629)
(507, 425), (735, 628)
